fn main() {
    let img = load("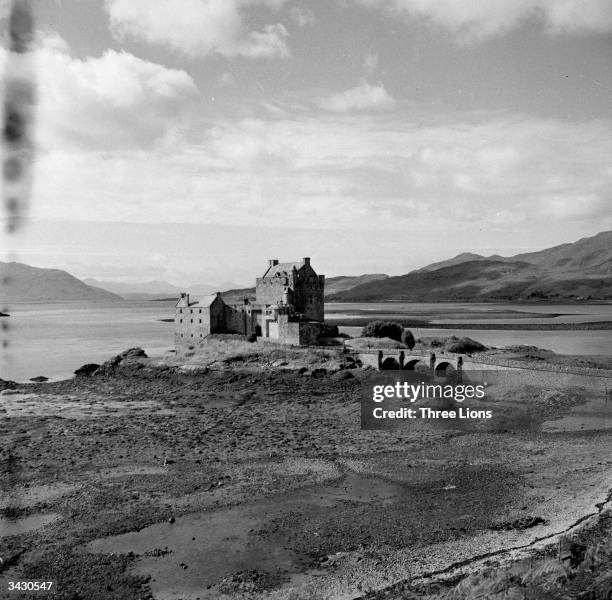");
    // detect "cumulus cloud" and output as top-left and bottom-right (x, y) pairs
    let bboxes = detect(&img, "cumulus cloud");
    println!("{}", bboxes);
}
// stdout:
(351, 0), (612, 42)
(318, 80), (396, 112)
(105, 0), (290, 59)
(23, 34), (198, 150)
